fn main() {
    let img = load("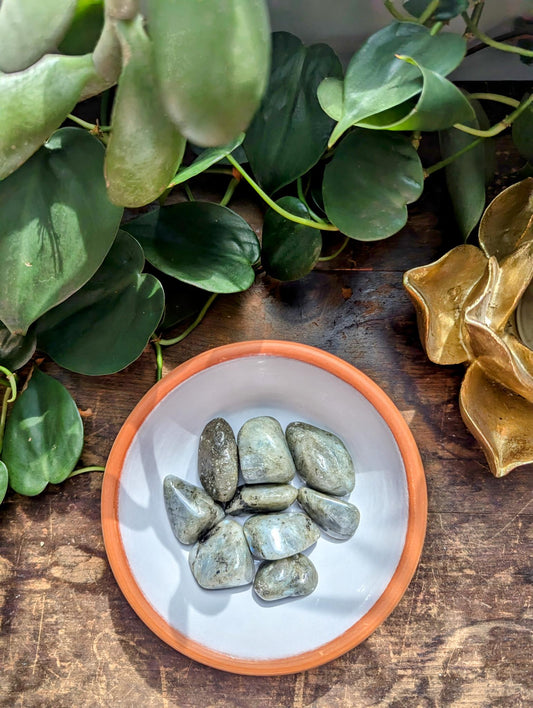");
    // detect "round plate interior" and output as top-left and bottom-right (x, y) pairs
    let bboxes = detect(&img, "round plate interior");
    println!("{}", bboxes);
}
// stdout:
(102, 341), (426, 675)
